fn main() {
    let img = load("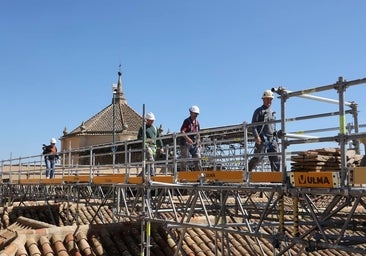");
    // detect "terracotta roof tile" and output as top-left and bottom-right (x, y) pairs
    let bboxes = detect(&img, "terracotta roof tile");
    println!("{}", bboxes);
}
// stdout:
(67, 101), (142, 136)
(0, 197), (366, 255)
